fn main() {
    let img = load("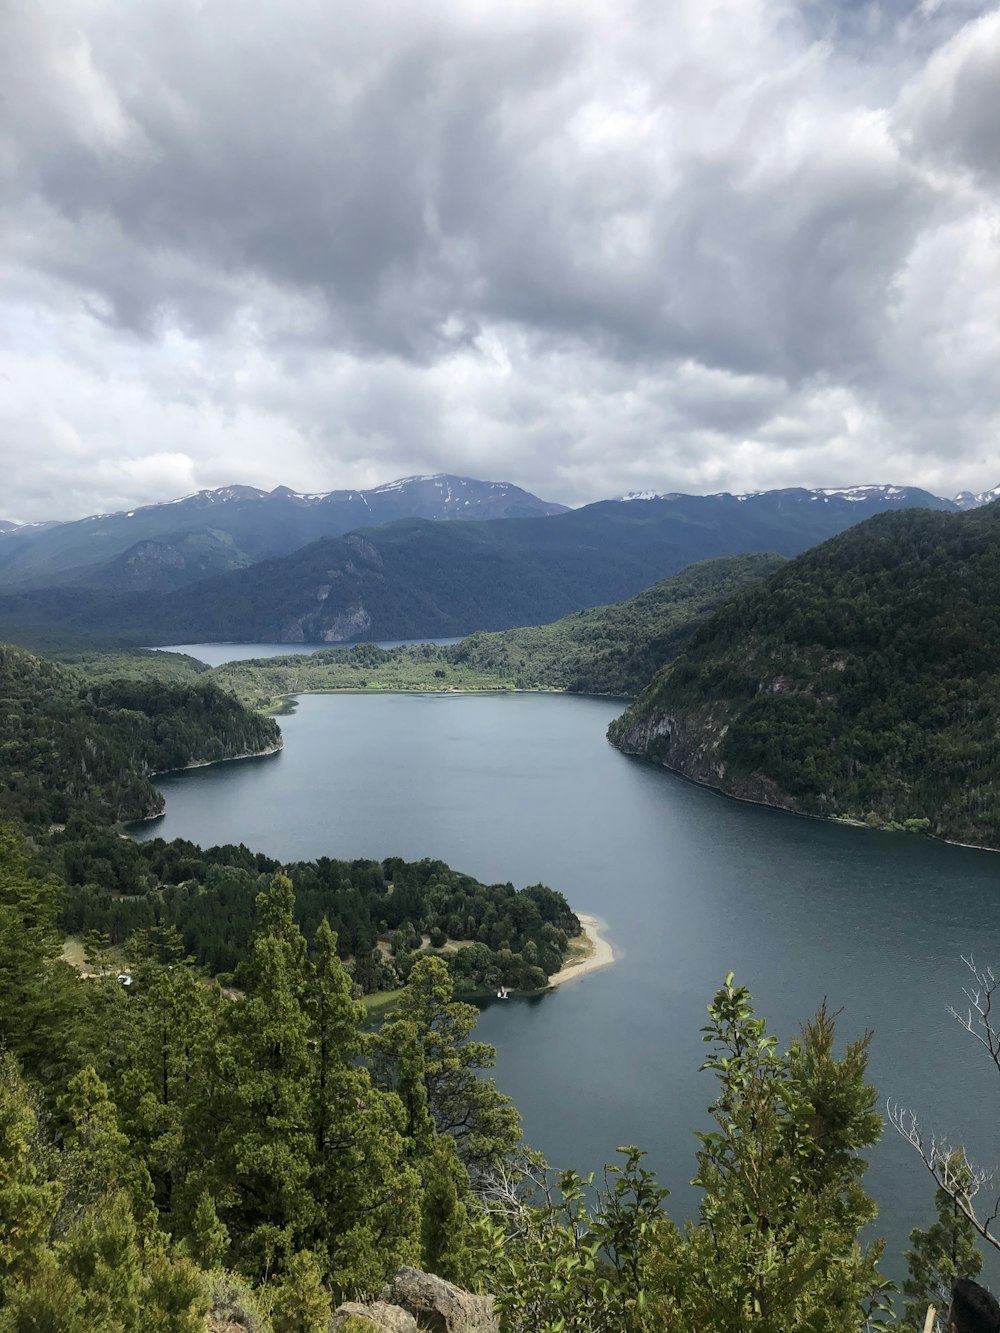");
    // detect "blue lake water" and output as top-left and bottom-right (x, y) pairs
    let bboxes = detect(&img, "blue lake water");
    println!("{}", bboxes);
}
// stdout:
(134, 684), (1000, 1283)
